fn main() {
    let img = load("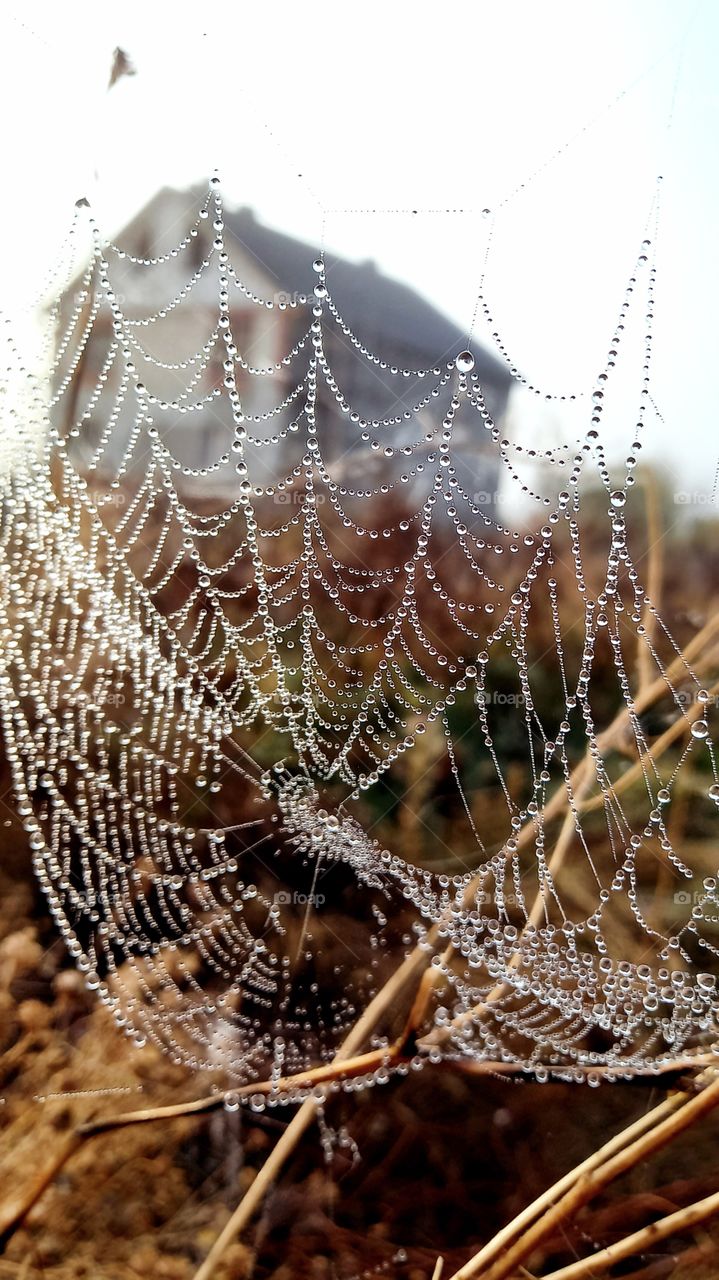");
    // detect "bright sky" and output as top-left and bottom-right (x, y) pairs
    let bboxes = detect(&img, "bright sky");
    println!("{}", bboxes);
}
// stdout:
(1, 0), (717, 494)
